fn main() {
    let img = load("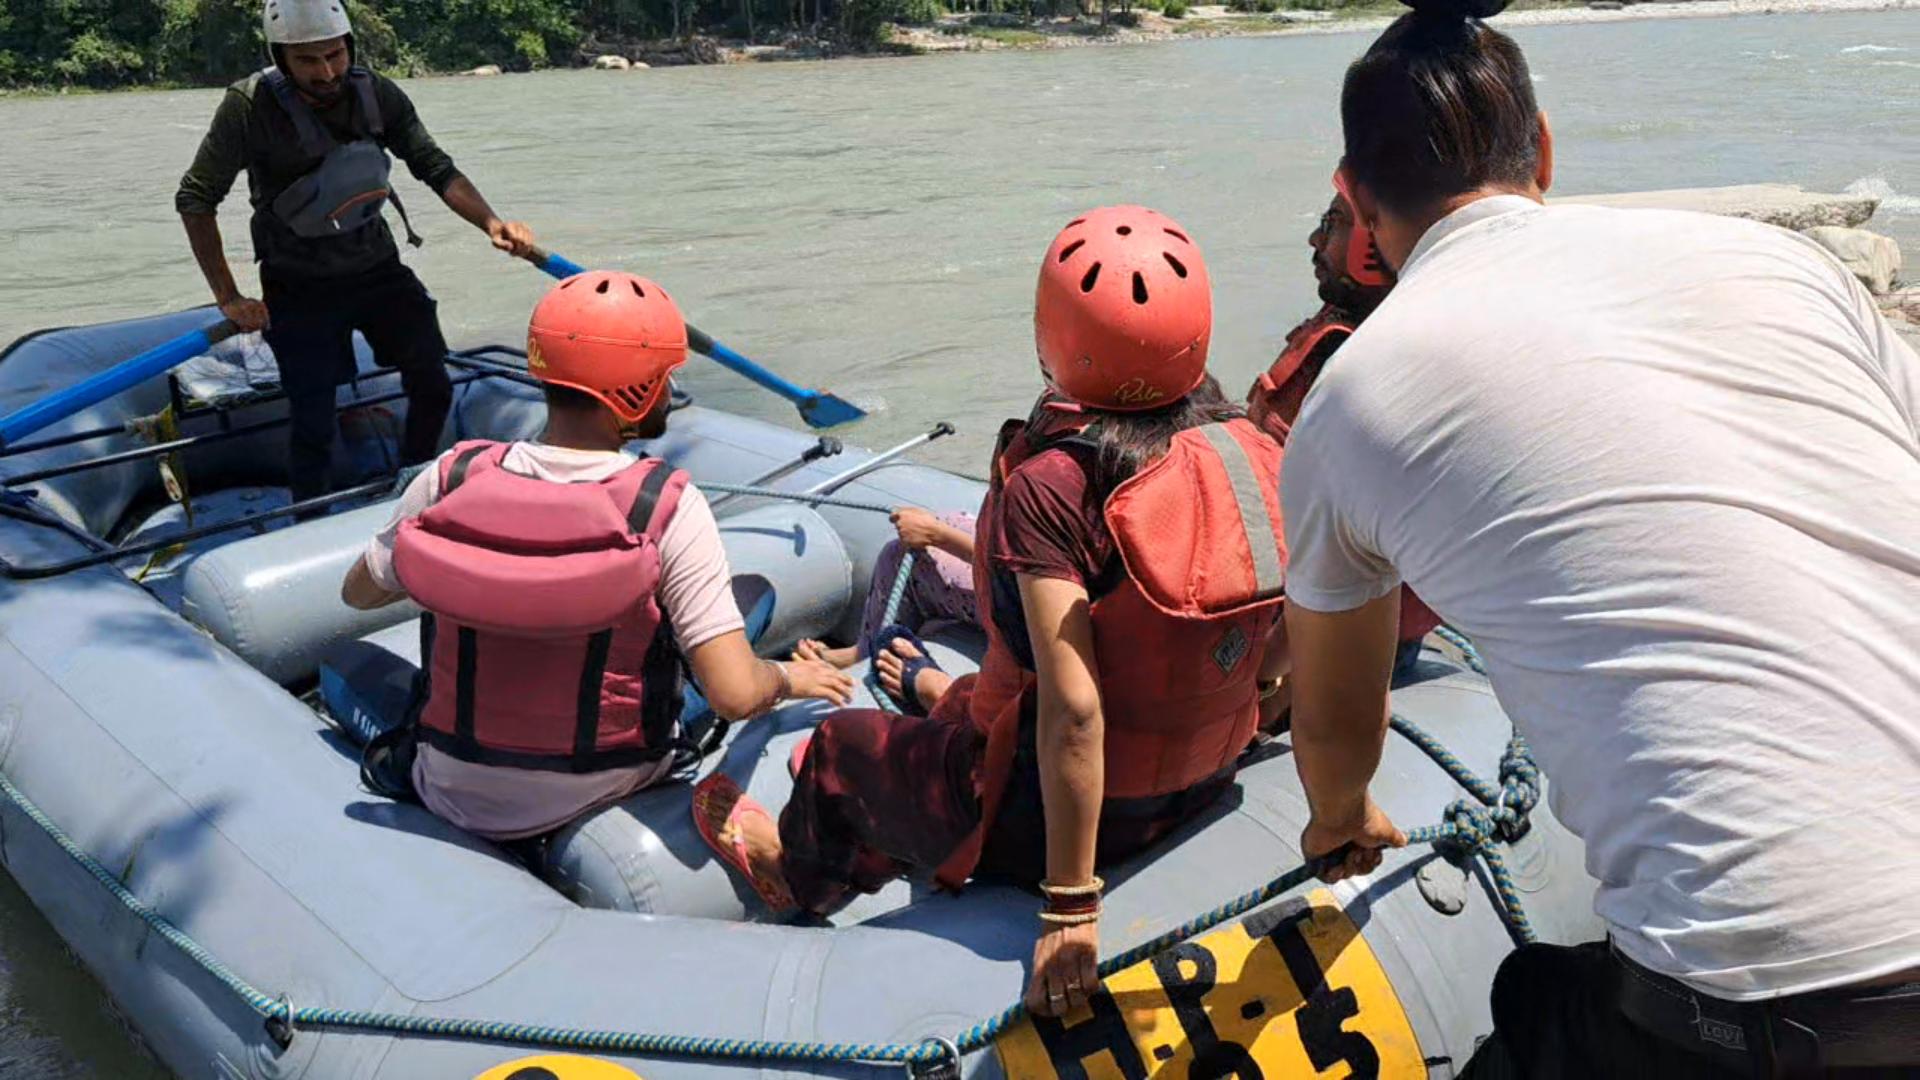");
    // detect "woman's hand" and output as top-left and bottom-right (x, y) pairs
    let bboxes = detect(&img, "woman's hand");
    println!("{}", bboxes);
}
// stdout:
(890, 507), (947, 551)
(1025, 921), (1102, 1018)
(782, 659), (854, 706)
